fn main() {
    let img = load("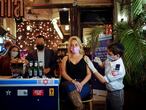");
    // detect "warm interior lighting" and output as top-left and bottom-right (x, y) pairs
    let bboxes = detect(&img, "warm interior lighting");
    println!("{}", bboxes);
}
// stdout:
(7, 27), (10, 31)
(65, 25), (70, 31)
(26, 25), (31, 31)
(52, 19), (63, 39)
(16, 20), (62, 50)
(118, 13), (128, 22)
(0, 37), (3, 43)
